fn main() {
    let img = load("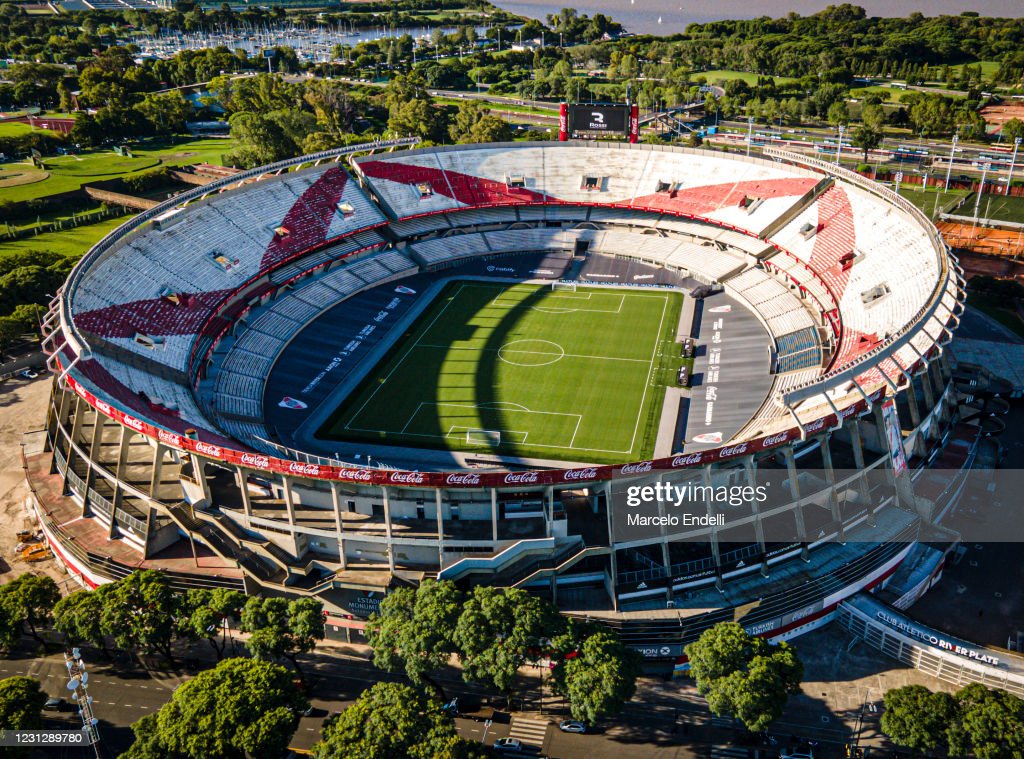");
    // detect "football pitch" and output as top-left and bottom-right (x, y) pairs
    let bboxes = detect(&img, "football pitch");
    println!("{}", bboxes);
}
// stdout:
(318, 281), (684, 464)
